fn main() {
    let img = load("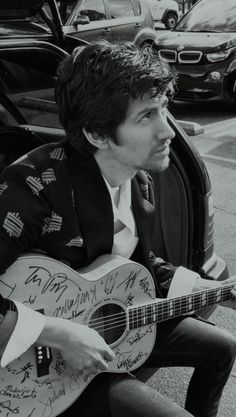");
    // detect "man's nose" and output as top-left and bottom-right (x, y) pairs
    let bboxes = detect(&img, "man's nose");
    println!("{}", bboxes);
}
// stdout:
(156, 117), (175, 142)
